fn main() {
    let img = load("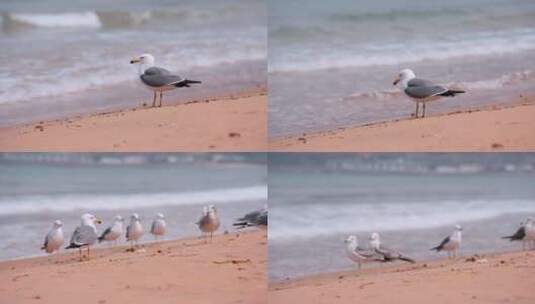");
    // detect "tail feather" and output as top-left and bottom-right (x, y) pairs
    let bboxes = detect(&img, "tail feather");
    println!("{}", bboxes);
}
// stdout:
(440, 89), (465, 97)
(175, 79), (202, 88)
(430, 246), (442, 251)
